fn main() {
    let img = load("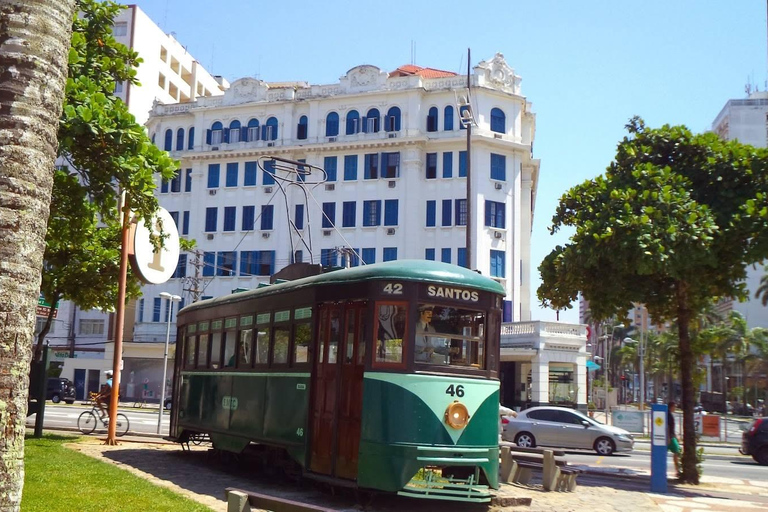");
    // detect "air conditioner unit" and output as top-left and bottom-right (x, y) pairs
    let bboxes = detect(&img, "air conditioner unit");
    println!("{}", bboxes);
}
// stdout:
(388, 181), (396, 188)
(388, 132), (398, 138)
(206, 234), (214, 240)
(494, 231), (503, 239)
(327, 136), (337, 142)
(494, 182), (503, 190)
(211, 146), (219, 151)
(208, 189), (217, 195)
(261, 232), (270, 239)
(267, 142), (275, 147)
(323, 230), (331, 236)
(386, 228), (396, 235)
(264, 186), (273, 193)
(494, 133), (503, 139)
(325, 183), (335, 191)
